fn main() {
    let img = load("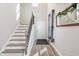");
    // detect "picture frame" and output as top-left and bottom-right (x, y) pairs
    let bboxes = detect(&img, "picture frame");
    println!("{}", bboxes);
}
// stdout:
(56, 3), (79, 27)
